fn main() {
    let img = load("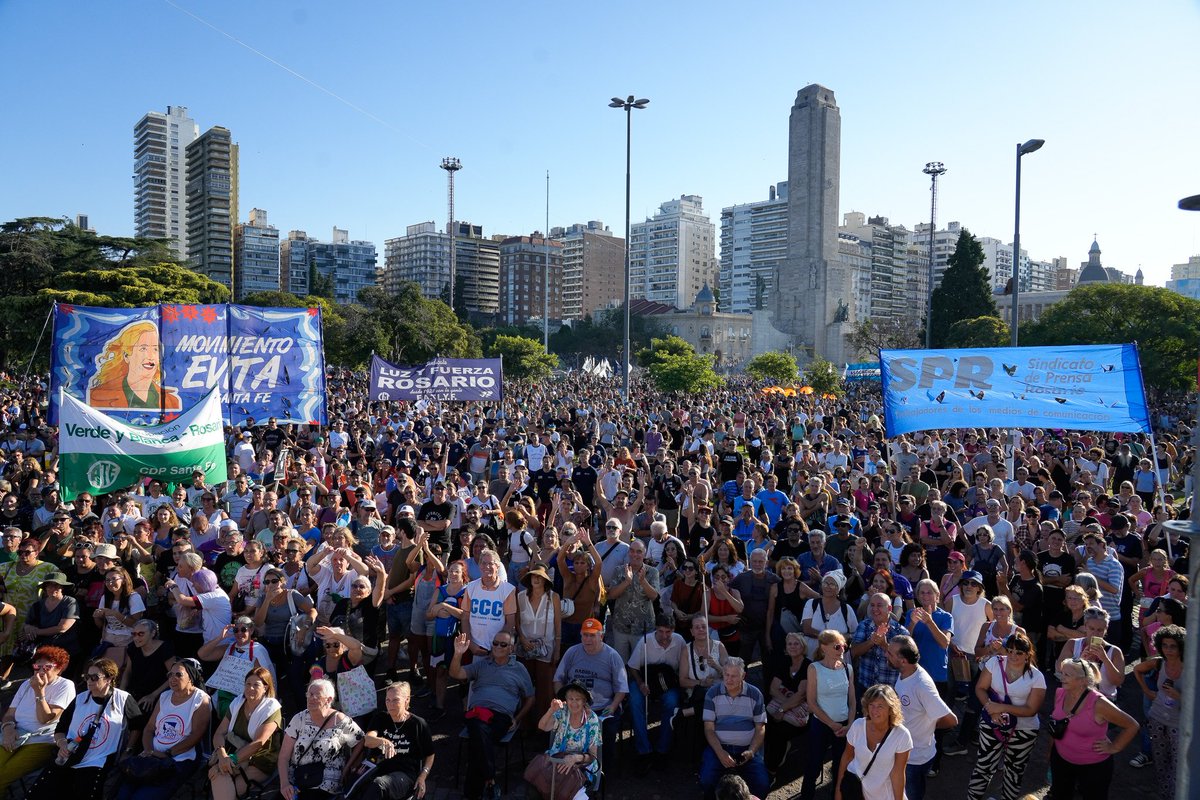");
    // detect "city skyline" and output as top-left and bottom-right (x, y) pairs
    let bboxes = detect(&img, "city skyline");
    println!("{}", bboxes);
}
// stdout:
(1, 2), (1197, 288)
